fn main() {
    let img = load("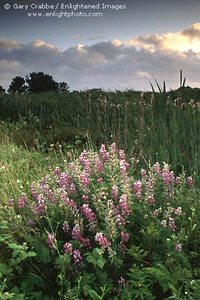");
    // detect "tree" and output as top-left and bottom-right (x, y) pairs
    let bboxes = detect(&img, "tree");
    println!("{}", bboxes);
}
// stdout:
(0, 85), (5, 94)
(26, 72), (58, 93)
(8, 76), (26, 94)
(58, 82), (70, 93)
